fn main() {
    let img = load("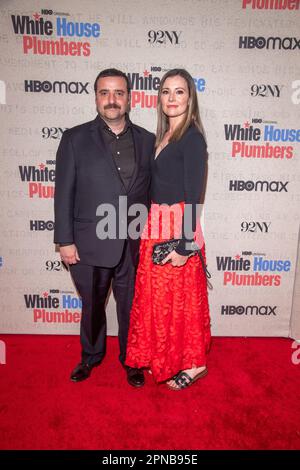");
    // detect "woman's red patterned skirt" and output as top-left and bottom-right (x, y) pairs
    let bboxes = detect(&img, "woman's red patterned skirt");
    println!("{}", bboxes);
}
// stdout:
(126, 202), (211, 383)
